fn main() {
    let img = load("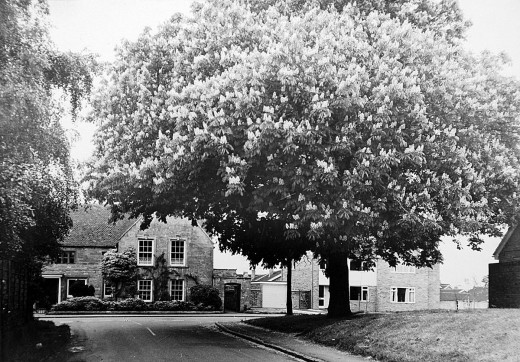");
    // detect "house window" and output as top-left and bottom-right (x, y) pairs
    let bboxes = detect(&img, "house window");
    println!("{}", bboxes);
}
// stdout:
(103, 282), (114, 298)
(393, 264), (416, 273)
(67, 278), (87, 298)
(137, 280), (153, 302)
(319, 285), (325, 307)
(138, 238), (154, 266)
(170, 279), (184, 301)
(350, 259), (364, 271)
(319, 260), (327, 270)
(170, 239), (186, 266)
(350, 286), (369, 301)
(391, 287), (415, 303)
(57, 251), (75, 264)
